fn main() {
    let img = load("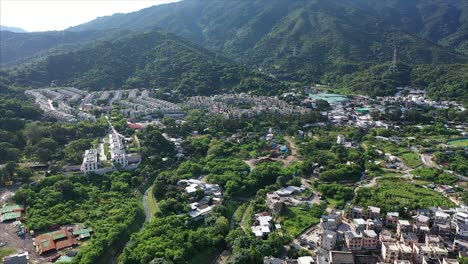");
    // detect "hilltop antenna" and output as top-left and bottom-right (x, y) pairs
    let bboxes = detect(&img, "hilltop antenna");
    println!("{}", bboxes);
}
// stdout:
(389, 47), (398, 72)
